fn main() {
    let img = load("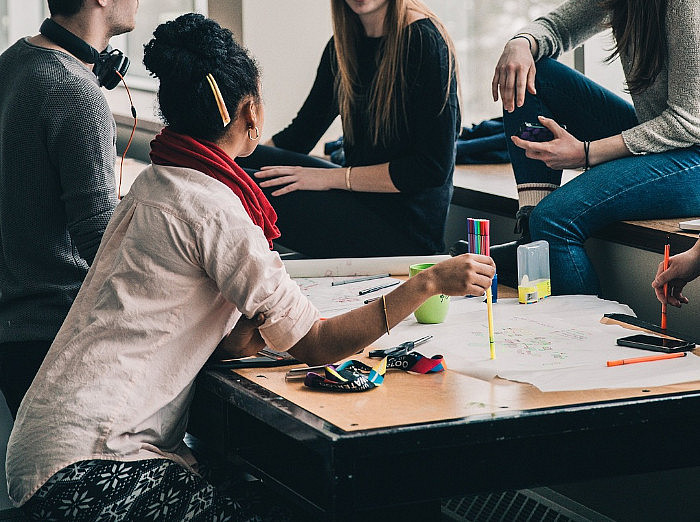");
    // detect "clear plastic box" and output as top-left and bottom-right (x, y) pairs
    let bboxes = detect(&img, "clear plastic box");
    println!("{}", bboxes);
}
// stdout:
(517, 240), (551, 304)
